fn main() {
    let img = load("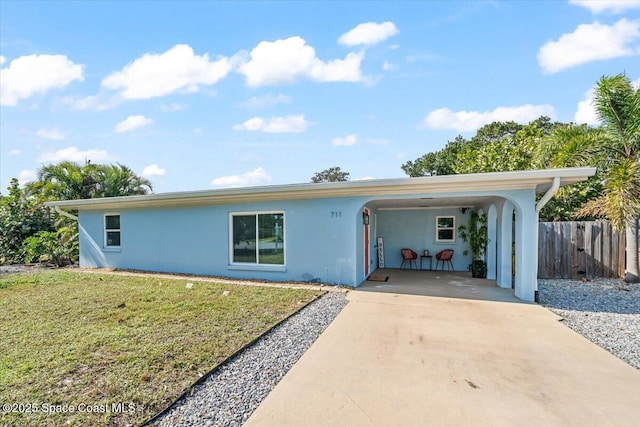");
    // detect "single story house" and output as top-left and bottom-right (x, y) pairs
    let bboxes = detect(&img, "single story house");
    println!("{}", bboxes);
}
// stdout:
(47, 167), (595, 302)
